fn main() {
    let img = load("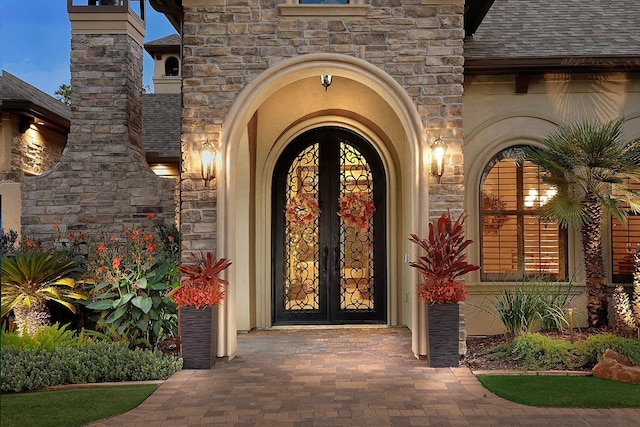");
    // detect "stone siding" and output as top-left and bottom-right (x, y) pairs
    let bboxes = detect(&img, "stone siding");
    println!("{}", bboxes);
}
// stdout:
(180, 0), (465, 255)
(21, 31), (174, 245)
(11, 130), (64, 181)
